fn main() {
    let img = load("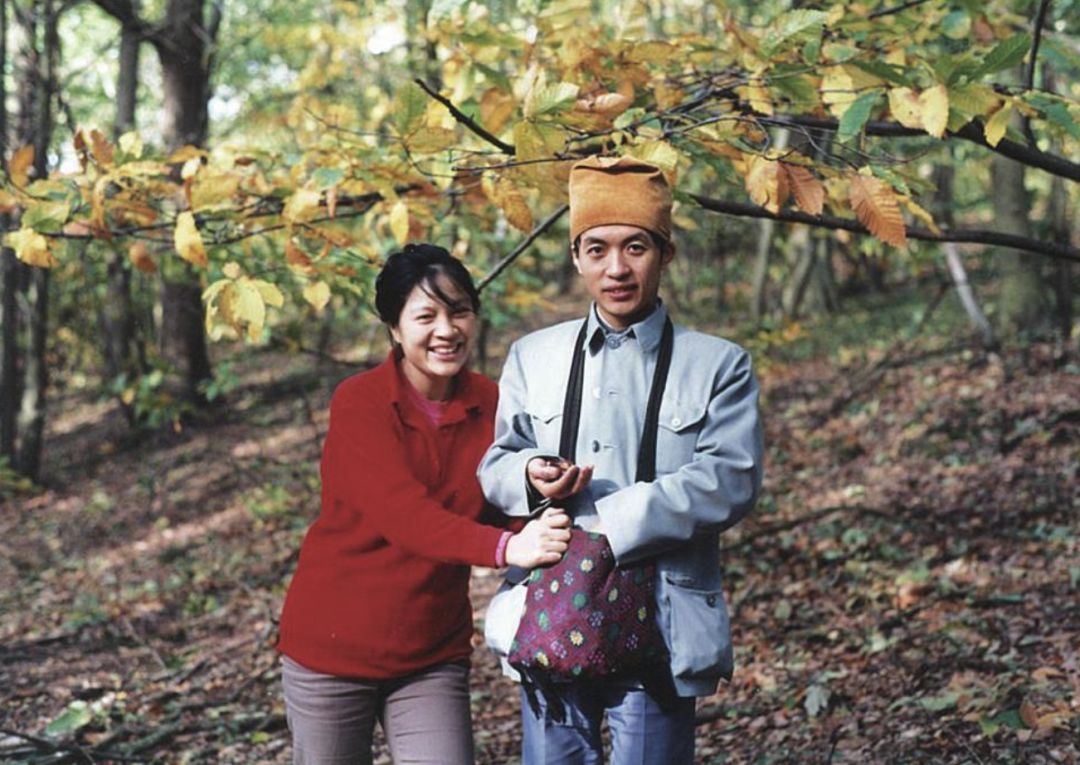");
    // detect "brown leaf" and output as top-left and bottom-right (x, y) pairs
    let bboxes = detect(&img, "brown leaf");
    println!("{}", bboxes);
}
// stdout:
(129, 242), (157, 274)
(783, 164), (824, 216)
(9, 144), (34, 187)
(848, 173), (907, 248)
